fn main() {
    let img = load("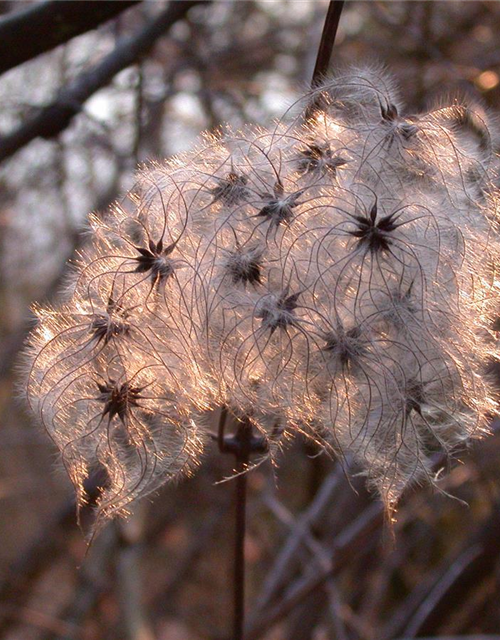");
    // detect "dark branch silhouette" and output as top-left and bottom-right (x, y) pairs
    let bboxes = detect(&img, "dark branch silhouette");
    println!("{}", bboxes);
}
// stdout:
(311, 0), (345, 87)
(0, 0), (207, 165)
(0, 1), (140, 76)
